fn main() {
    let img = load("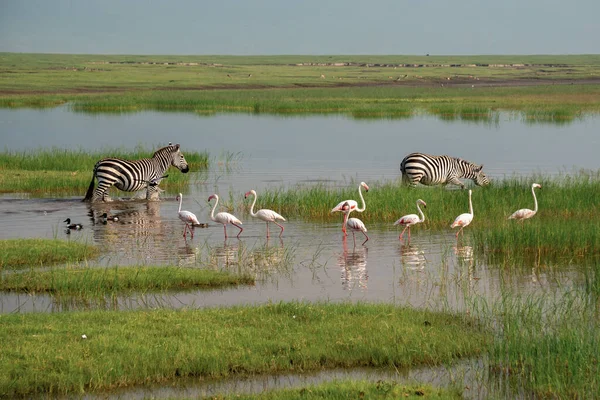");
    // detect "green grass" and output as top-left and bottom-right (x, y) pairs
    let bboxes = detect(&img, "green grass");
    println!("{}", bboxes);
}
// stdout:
(214, 380), (462, 399)
(479, 288), (600, 398)
(2, 53), (600, 118)
(0, 265), (254, 295)
(0, 302), (488, 396)
(0, 239), (98, 269)
(0, 146), (209, 195)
